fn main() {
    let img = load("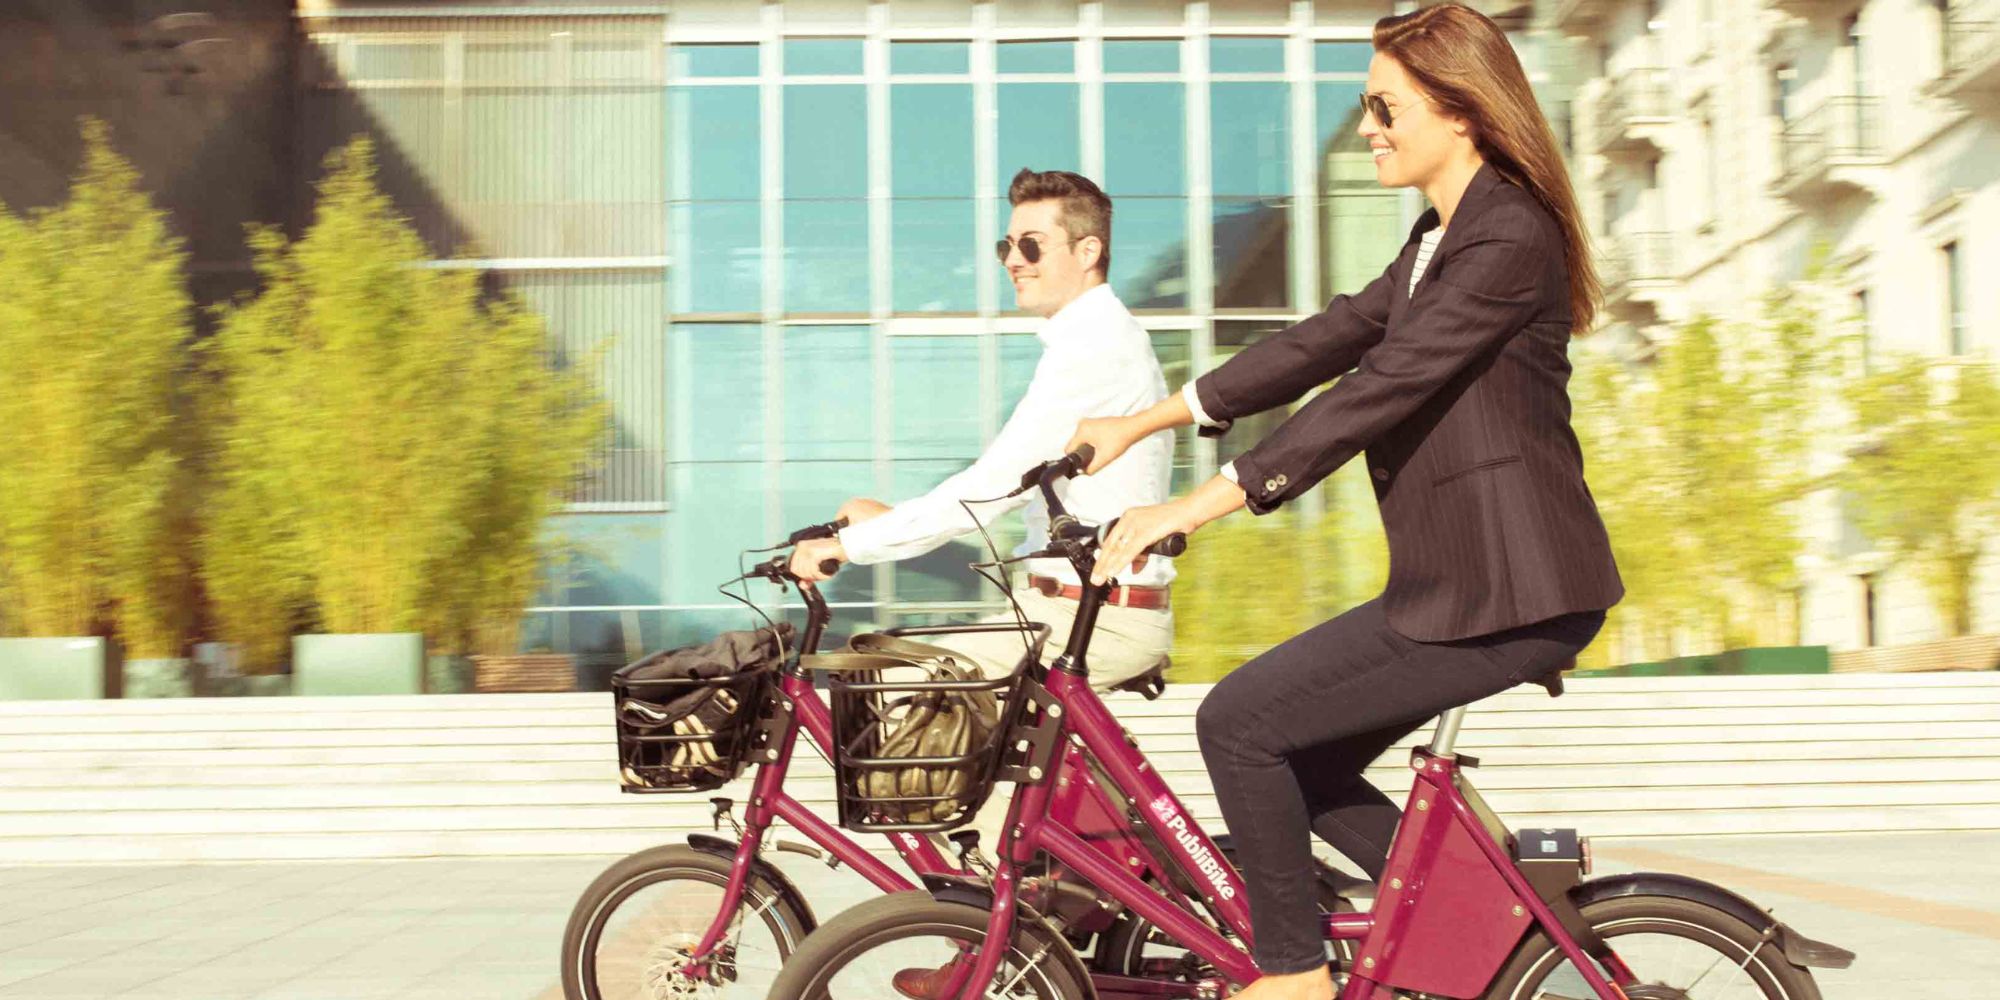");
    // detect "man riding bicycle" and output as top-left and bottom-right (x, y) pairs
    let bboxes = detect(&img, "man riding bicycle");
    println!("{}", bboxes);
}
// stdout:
(788, 167), (1175, 692)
